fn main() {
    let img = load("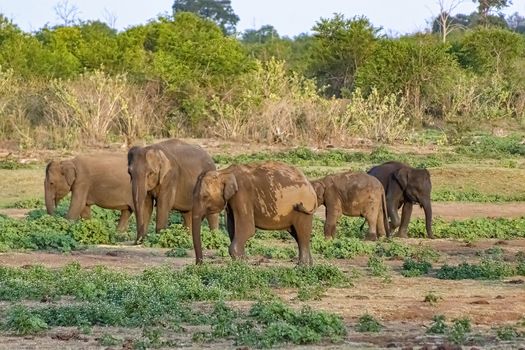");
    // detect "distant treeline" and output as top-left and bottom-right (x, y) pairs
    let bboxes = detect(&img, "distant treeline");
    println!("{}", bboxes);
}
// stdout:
(0, 5), (524, 149)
